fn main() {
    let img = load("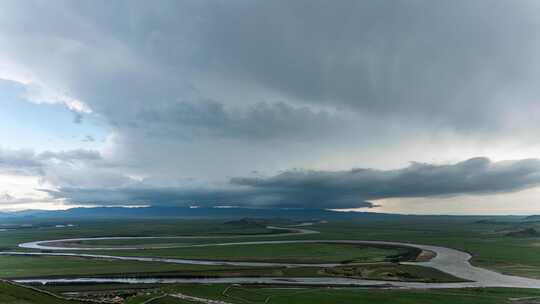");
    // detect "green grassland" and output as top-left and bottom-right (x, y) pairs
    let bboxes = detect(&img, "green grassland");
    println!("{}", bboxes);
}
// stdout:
(0, 219), (281, 250)
(2, 216), (540, 280)
(43, 283), (540, 304)
(150, 284), (540, 304)
(0, 281), (87, 304)
(3, 277), (540, 304)
(2, 215), (540, 303)
(93, 242), (413, 263)
(146, 296), (195, 304)
(304, 218), (540, 278)
(173, 285), (540, 304)
(0, 255), (225, 278)
(0, 255), (461, 283)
